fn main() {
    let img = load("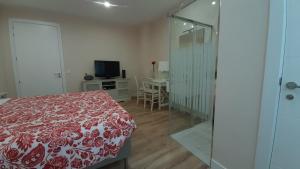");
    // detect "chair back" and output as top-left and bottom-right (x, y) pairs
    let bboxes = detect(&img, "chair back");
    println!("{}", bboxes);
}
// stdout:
(142, 81), (153, 90)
